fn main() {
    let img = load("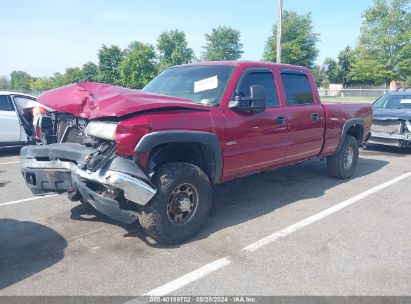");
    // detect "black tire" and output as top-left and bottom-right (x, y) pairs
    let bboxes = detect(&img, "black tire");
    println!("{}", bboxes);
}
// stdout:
(138, 162), (212, 244)
(327, 135), (359, 180)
